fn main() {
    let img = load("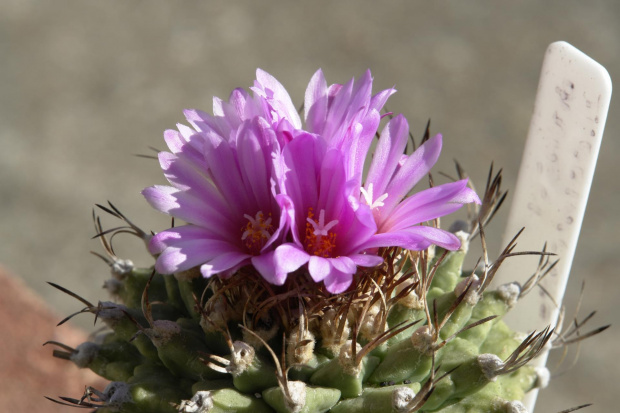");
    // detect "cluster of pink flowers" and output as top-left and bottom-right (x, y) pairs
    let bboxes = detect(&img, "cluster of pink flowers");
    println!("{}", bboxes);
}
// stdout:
(142, 70), (480, 293)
